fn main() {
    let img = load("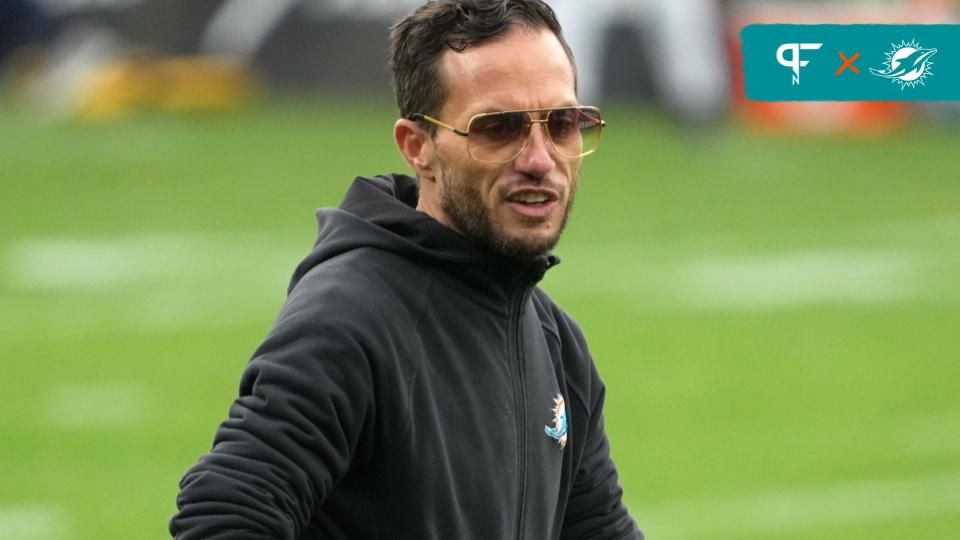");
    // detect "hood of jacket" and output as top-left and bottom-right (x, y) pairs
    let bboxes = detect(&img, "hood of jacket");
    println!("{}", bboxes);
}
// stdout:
(288, 174), (559, 297)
